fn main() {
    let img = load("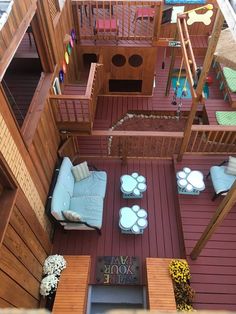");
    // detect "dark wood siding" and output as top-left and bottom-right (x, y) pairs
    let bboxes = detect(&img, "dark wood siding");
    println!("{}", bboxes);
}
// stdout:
(0, 189), (51, 308)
